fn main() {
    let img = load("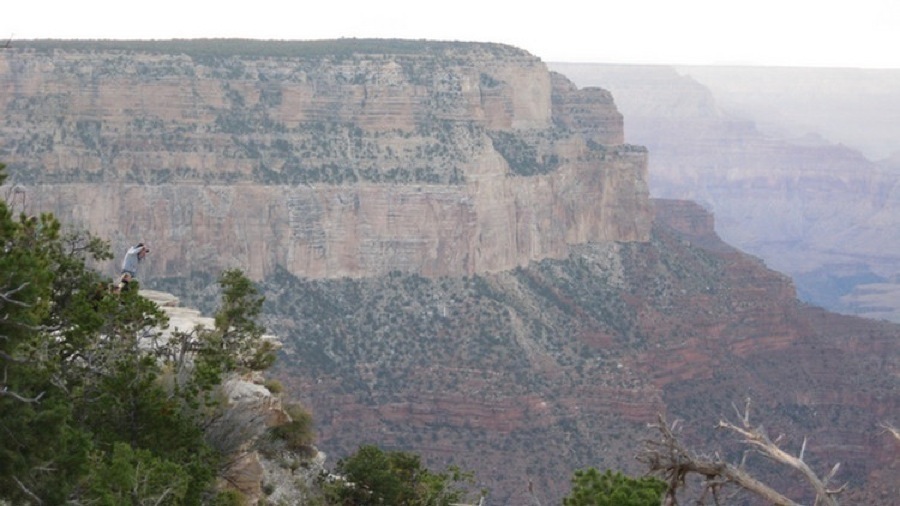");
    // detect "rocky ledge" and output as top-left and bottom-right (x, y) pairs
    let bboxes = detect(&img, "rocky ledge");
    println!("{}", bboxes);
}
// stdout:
(140, 289), (325, 505)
